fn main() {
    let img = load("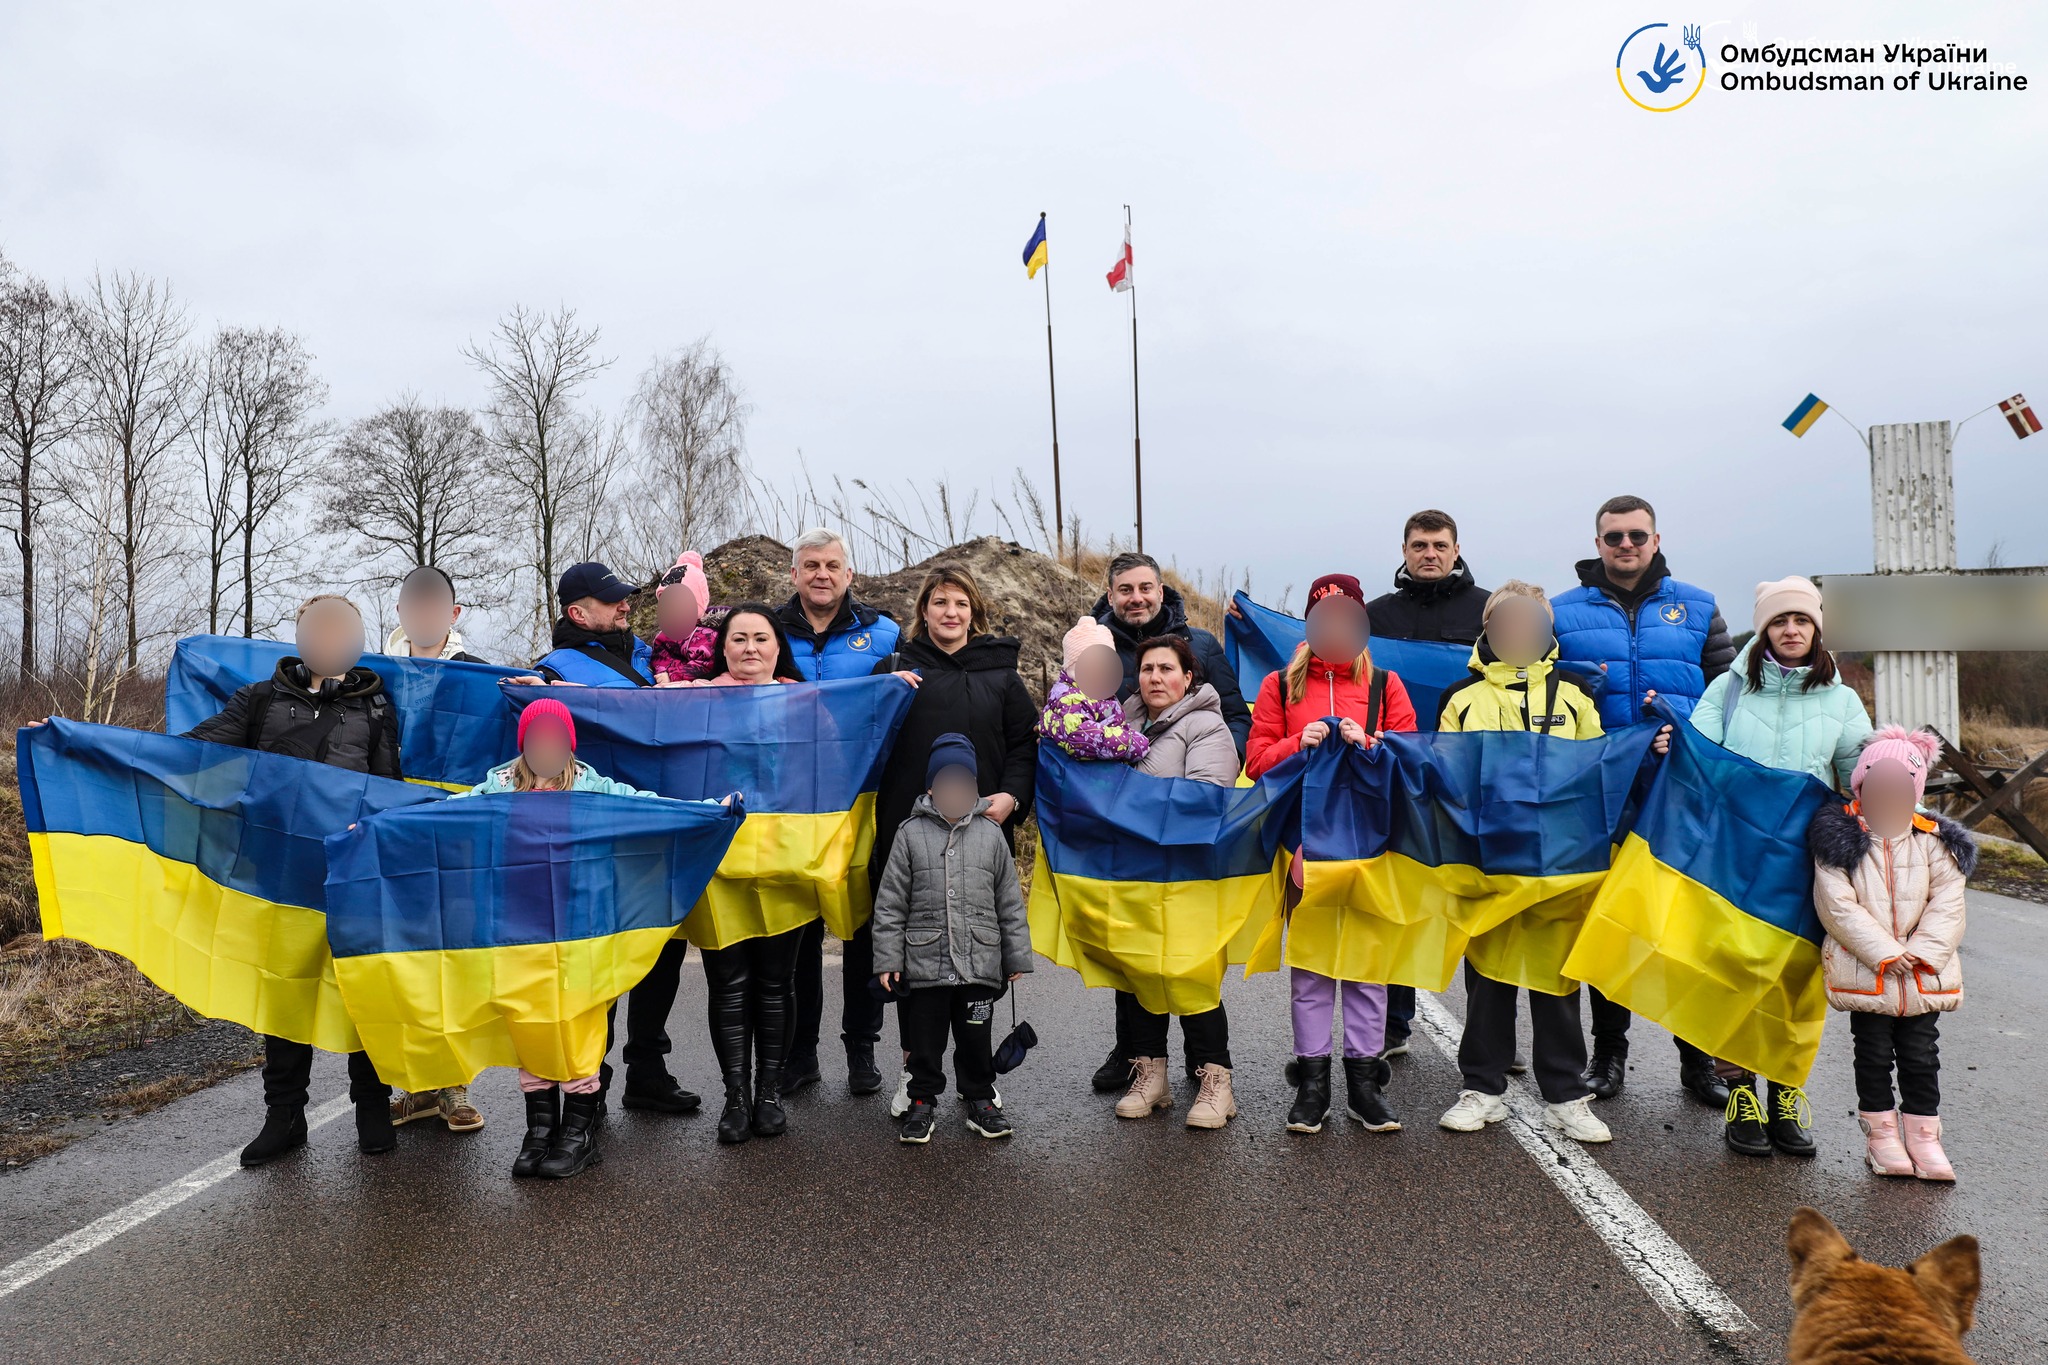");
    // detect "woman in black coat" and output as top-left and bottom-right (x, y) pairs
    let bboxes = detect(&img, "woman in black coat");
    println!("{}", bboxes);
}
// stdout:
(847, 563), (1037, 1104)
